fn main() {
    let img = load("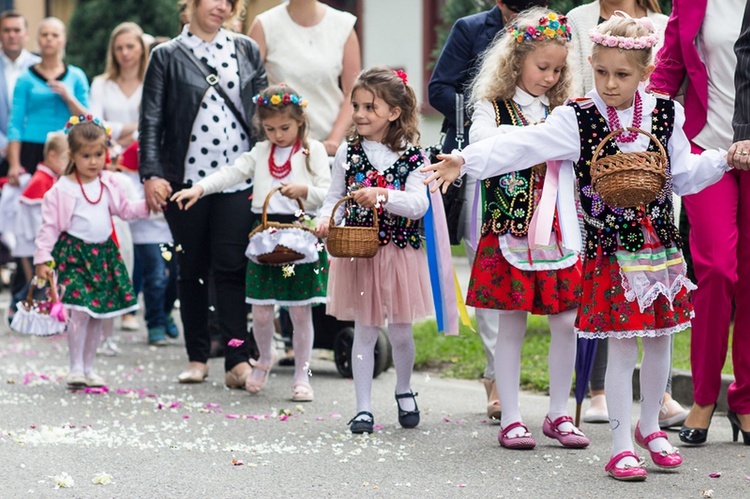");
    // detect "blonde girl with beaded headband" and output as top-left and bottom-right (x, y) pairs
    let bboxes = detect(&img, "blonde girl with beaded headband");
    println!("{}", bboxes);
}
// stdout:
(315, 67), (433, 434)
(172, 84), (331, 402)
(423, 12), (732, 481)
(462, 7), (589, 452)
(34, 116), (150, 390)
